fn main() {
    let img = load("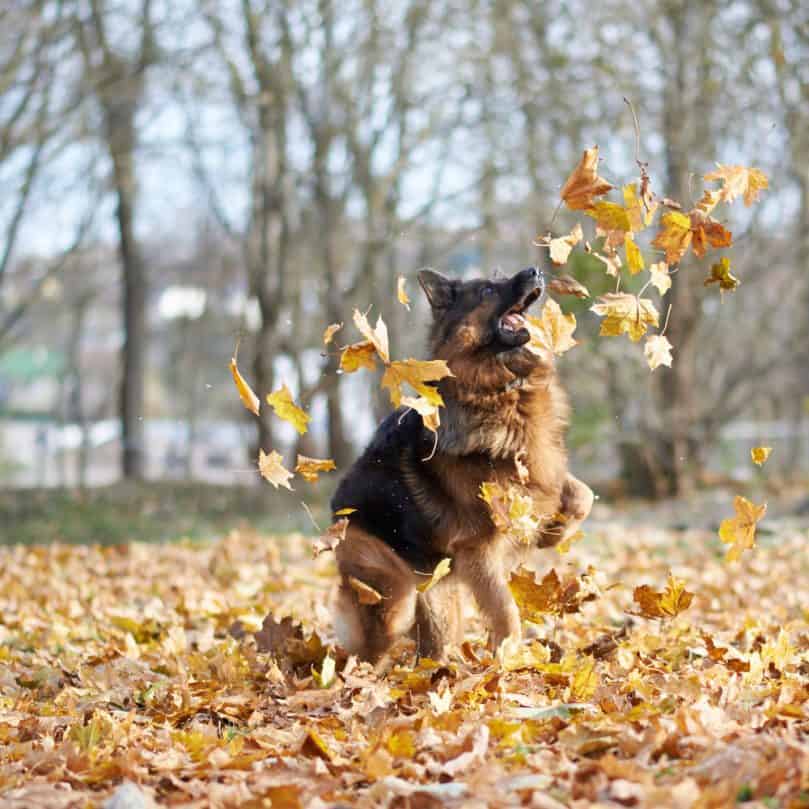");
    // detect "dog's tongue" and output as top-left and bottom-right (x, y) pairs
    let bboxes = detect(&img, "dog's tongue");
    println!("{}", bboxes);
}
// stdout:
(502, 312), (525, 331)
